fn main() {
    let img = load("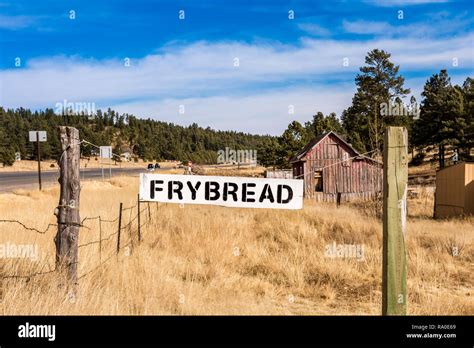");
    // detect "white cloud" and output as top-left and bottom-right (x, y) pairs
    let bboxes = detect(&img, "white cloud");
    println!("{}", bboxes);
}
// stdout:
(343, 17), (473, 37)
(110, 87), (354, 135)
(0, 14), (37, 30)
(1, 34), (472, 134)
(298, 23), (331, 37)
(343, 20), (392, 35)
(363, 0), (450, 7)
